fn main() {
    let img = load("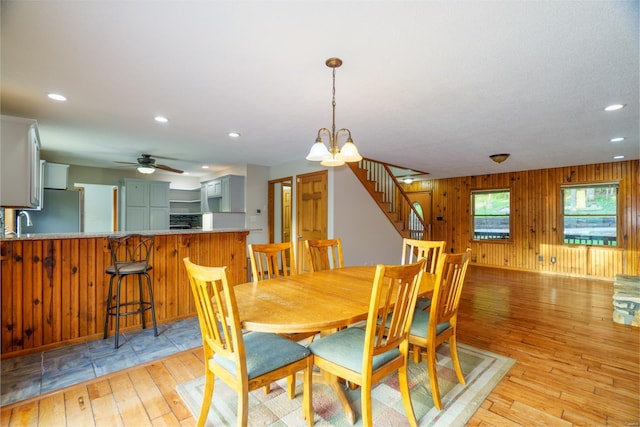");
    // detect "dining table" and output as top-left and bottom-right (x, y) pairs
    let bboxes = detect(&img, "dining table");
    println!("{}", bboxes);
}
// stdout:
(234, 265), (436, 424)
